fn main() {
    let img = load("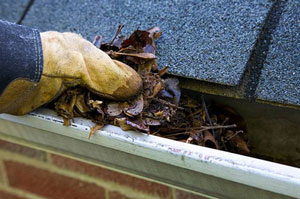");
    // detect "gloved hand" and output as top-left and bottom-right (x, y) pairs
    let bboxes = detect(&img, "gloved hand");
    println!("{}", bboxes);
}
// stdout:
(0, 32), (142, 115)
